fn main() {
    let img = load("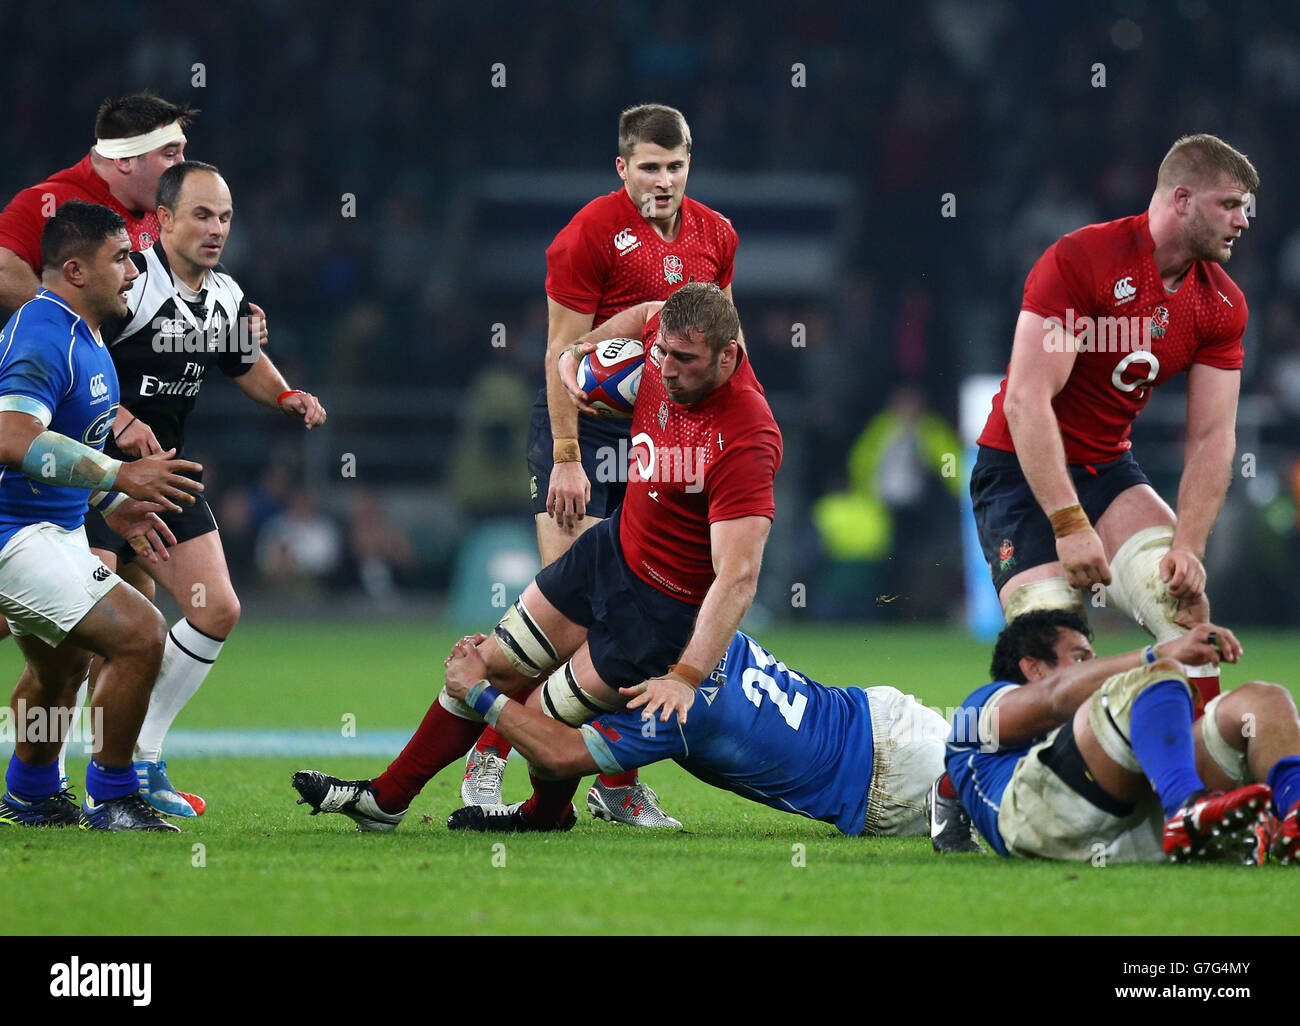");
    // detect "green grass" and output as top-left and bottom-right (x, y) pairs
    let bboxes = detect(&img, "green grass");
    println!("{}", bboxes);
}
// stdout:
(2, 620), (1299, 935)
